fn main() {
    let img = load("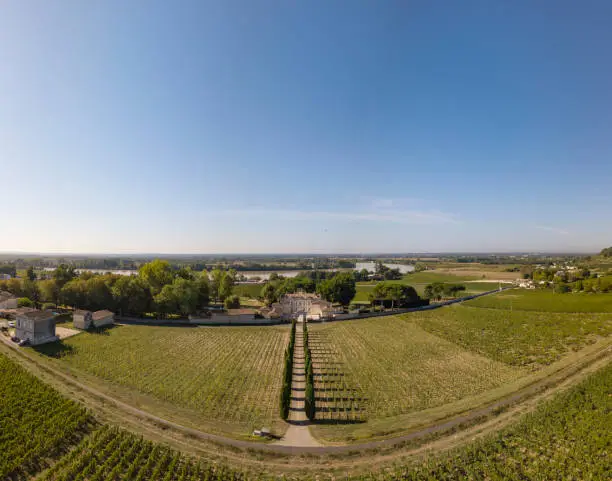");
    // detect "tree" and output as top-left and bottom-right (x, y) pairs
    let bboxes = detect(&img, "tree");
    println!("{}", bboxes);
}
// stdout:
(424, 282), (445, 301)
(442, 283), (466, 298)
(195, 272), (210, 309)
(85, 277), (114, 311)
(139, 260), (174, 295)
(21, 279), (40, 305)
(219, 272), (235, 302)
(53, 264), (76, 288)
(600, 246), (612, 257)
(369, 282), (419, 309)
(154, 278), (200, 317)
(224, 295), (240, 309)
(261, 282), (279, 306)
(317, 272), (356, 306)
(209, 269), (225, 302)
(60, 279), (88, 308)
(5, 278), (23, 296)
(26, 266), (36, 281)
(112, 276), (151, 316)
(17, 297), (34, 308)
(38, 279), (60, 305)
